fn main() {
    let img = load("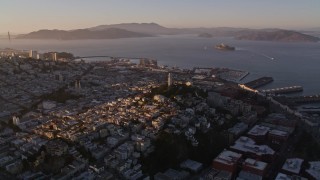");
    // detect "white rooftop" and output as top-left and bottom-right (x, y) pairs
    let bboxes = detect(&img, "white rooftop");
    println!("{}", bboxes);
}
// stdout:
(243, 158), (268, 171)
(275, 173), (307, 180)
(180, 159), (203, 172)
(306, 161), (320, 180)
(228, 122), (248, 135)
(214, 150), (242, 165)
(247, 125), (270, 136)
(269, 129), (288, 137)
(231, 137), (275, 156)
(275, 173), (291, 180)
(236, 136), (256, 145)
(282, 158), (304, 174)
